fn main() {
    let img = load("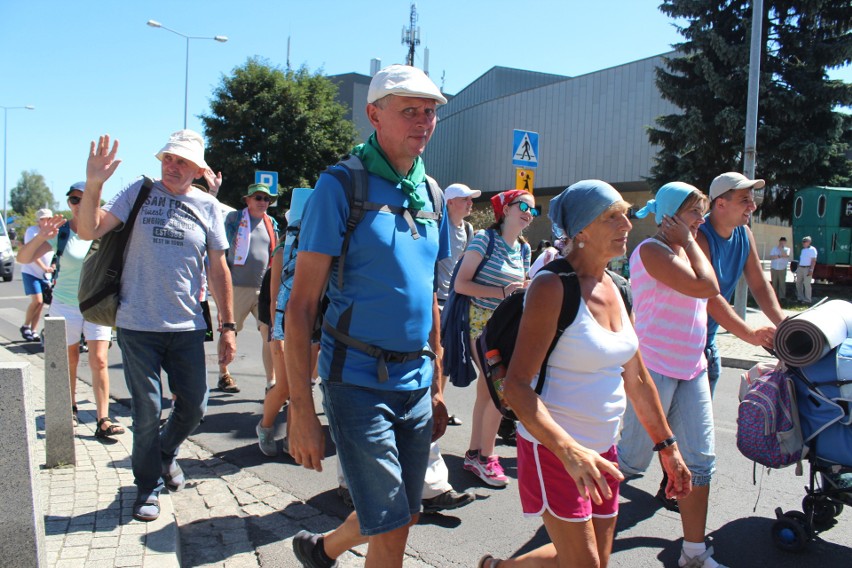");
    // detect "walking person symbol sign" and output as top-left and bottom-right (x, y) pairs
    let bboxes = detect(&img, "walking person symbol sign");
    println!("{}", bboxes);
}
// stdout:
(512, 130), (539, 167)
